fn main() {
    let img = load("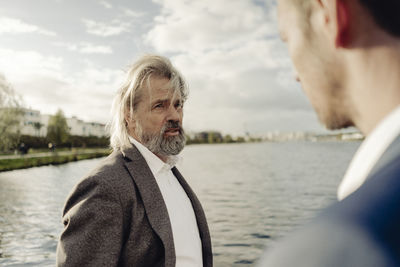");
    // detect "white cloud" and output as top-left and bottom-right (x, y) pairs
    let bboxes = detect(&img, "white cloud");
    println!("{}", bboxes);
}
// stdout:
(82, 18), (131, 37)
(146, 0), (276, 53)
(54, 42), (113, 54)
(0, 17), (56, 36)
(123, 8), (146, 18)
(79, 44), (113, 54)
(100, 1), (112, 9)
(0, 0), (323, 133)
(0, 48), (64, 82)
(0, 48), (123, 123)
(0, 48), (69, 115)
(143, 0), (317, 134)
(64, 64), (124, 122)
